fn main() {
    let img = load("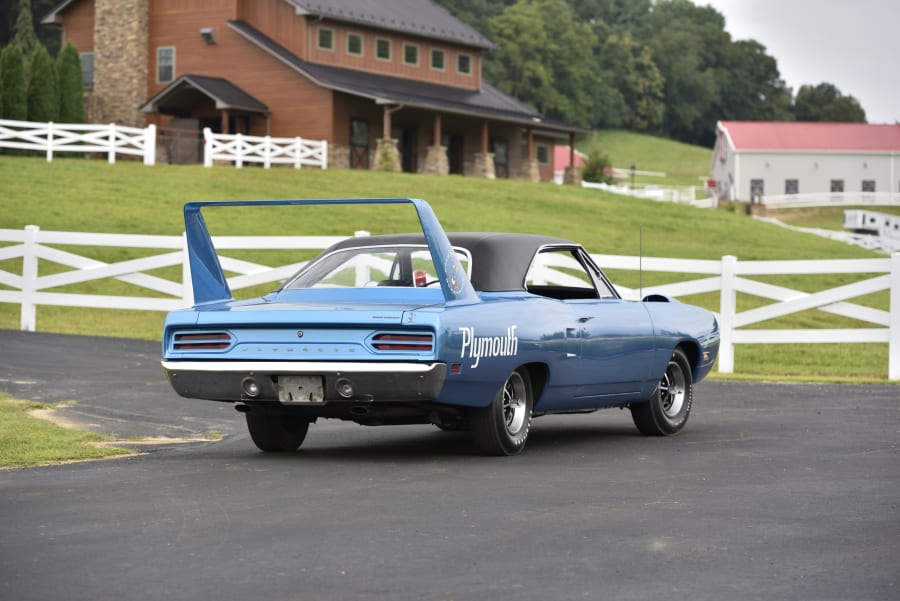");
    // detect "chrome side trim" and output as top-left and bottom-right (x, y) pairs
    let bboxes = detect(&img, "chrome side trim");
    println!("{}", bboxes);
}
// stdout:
(161, 360), (438, 374)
